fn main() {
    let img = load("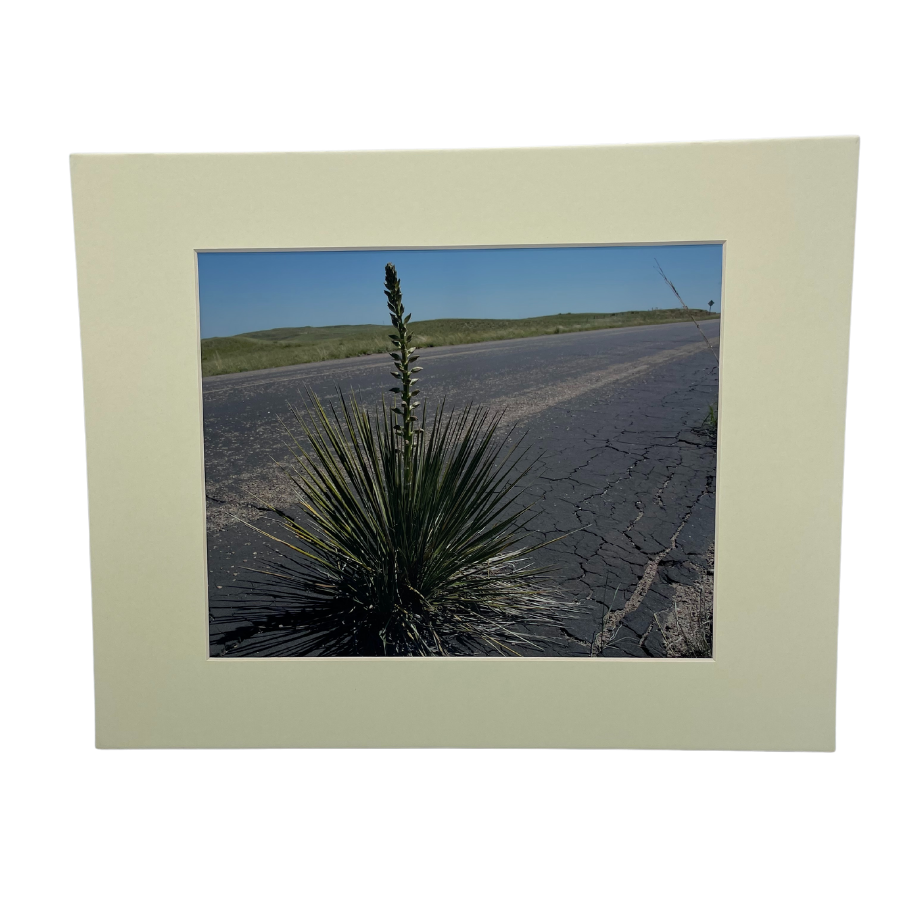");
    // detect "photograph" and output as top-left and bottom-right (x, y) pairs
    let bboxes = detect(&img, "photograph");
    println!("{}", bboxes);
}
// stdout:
(200, 243), (722, 658)
(70, 137), (856, 751)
